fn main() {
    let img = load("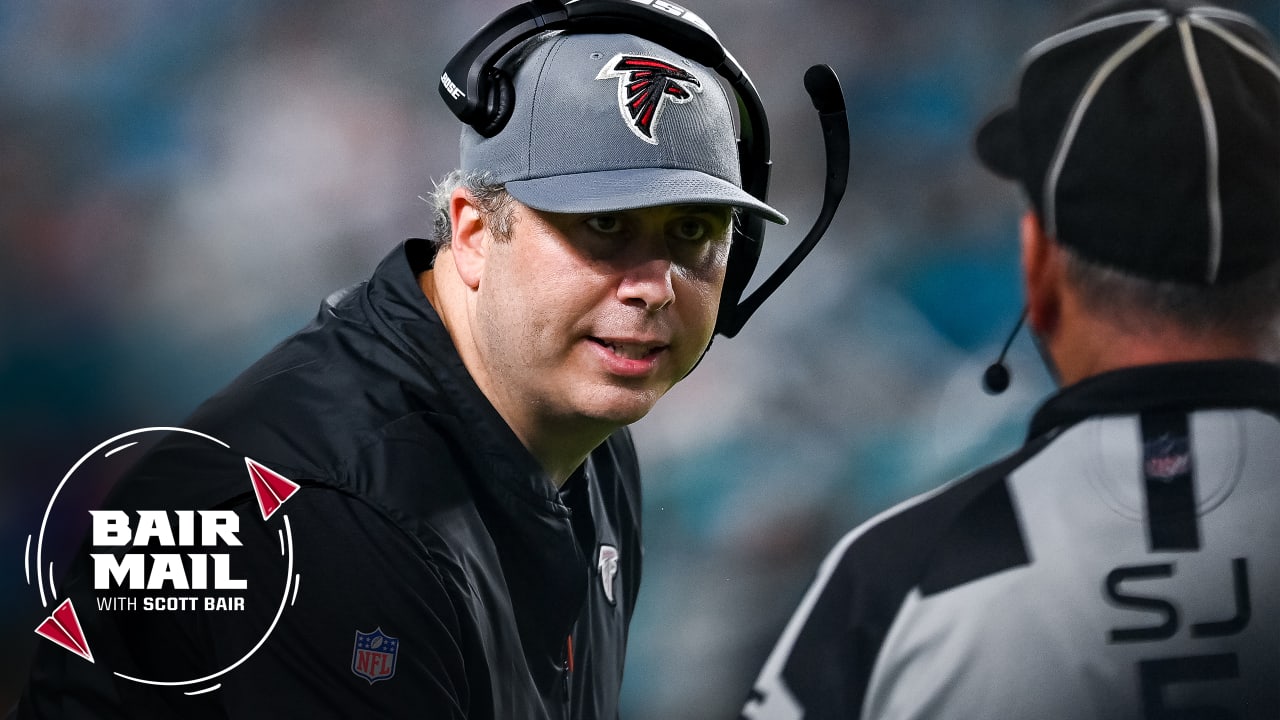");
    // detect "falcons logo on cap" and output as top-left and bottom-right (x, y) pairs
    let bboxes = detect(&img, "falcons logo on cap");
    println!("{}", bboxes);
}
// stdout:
(596, 54), (702, 144)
